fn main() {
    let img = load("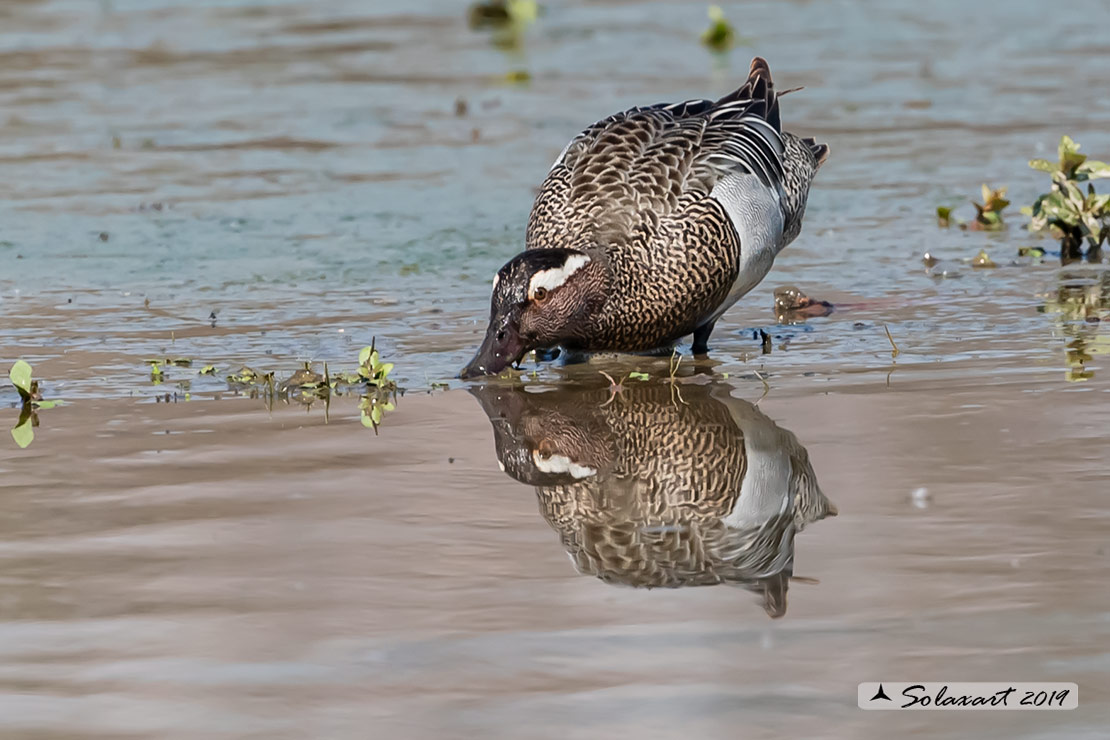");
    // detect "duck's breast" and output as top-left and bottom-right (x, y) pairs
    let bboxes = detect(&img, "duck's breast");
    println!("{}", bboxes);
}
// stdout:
(704, 173), (785, 323)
